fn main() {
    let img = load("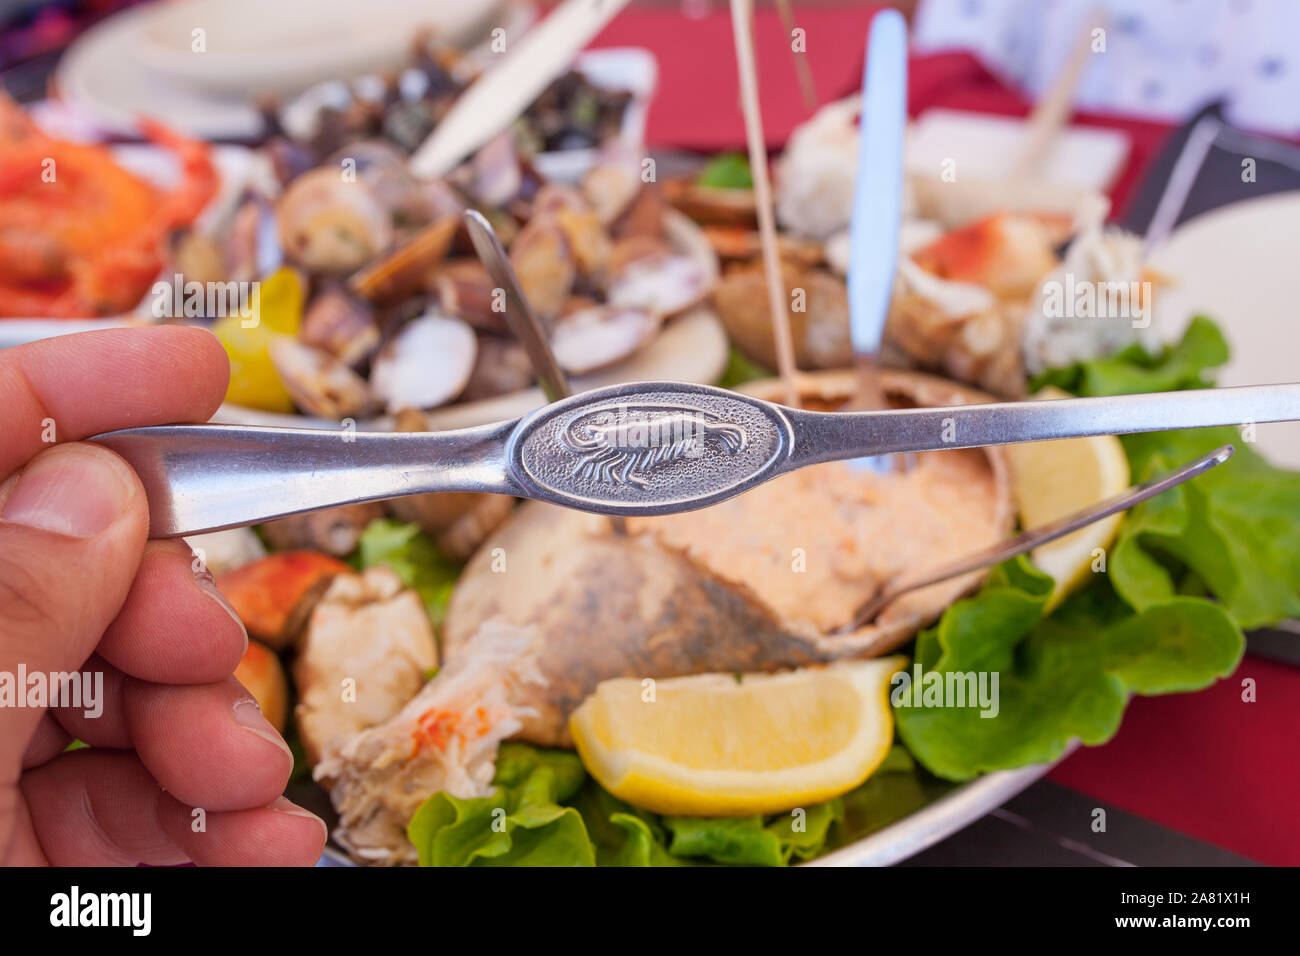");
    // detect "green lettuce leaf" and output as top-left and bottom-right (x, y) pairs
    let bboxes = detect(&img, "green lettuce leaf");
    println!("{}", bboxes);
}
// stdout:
(896, 559), (1243, 781)
(410, 744), (927, 866)
(572, 786), (687, 866)
(831, 746), (953, 847)
(406, 744), (594, 867)
(1031, 314), (1229, 396)
(355, 519), (460, 625)
(662, 816), (787, 867)
(1033, 315), (1300, 628)
(696, 152), (753, 190)
(897, 316), (1299, 781)
(764, 801), (845, 862)
(1111, 428), (1300, 628)
(717, 348), (771, 390)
